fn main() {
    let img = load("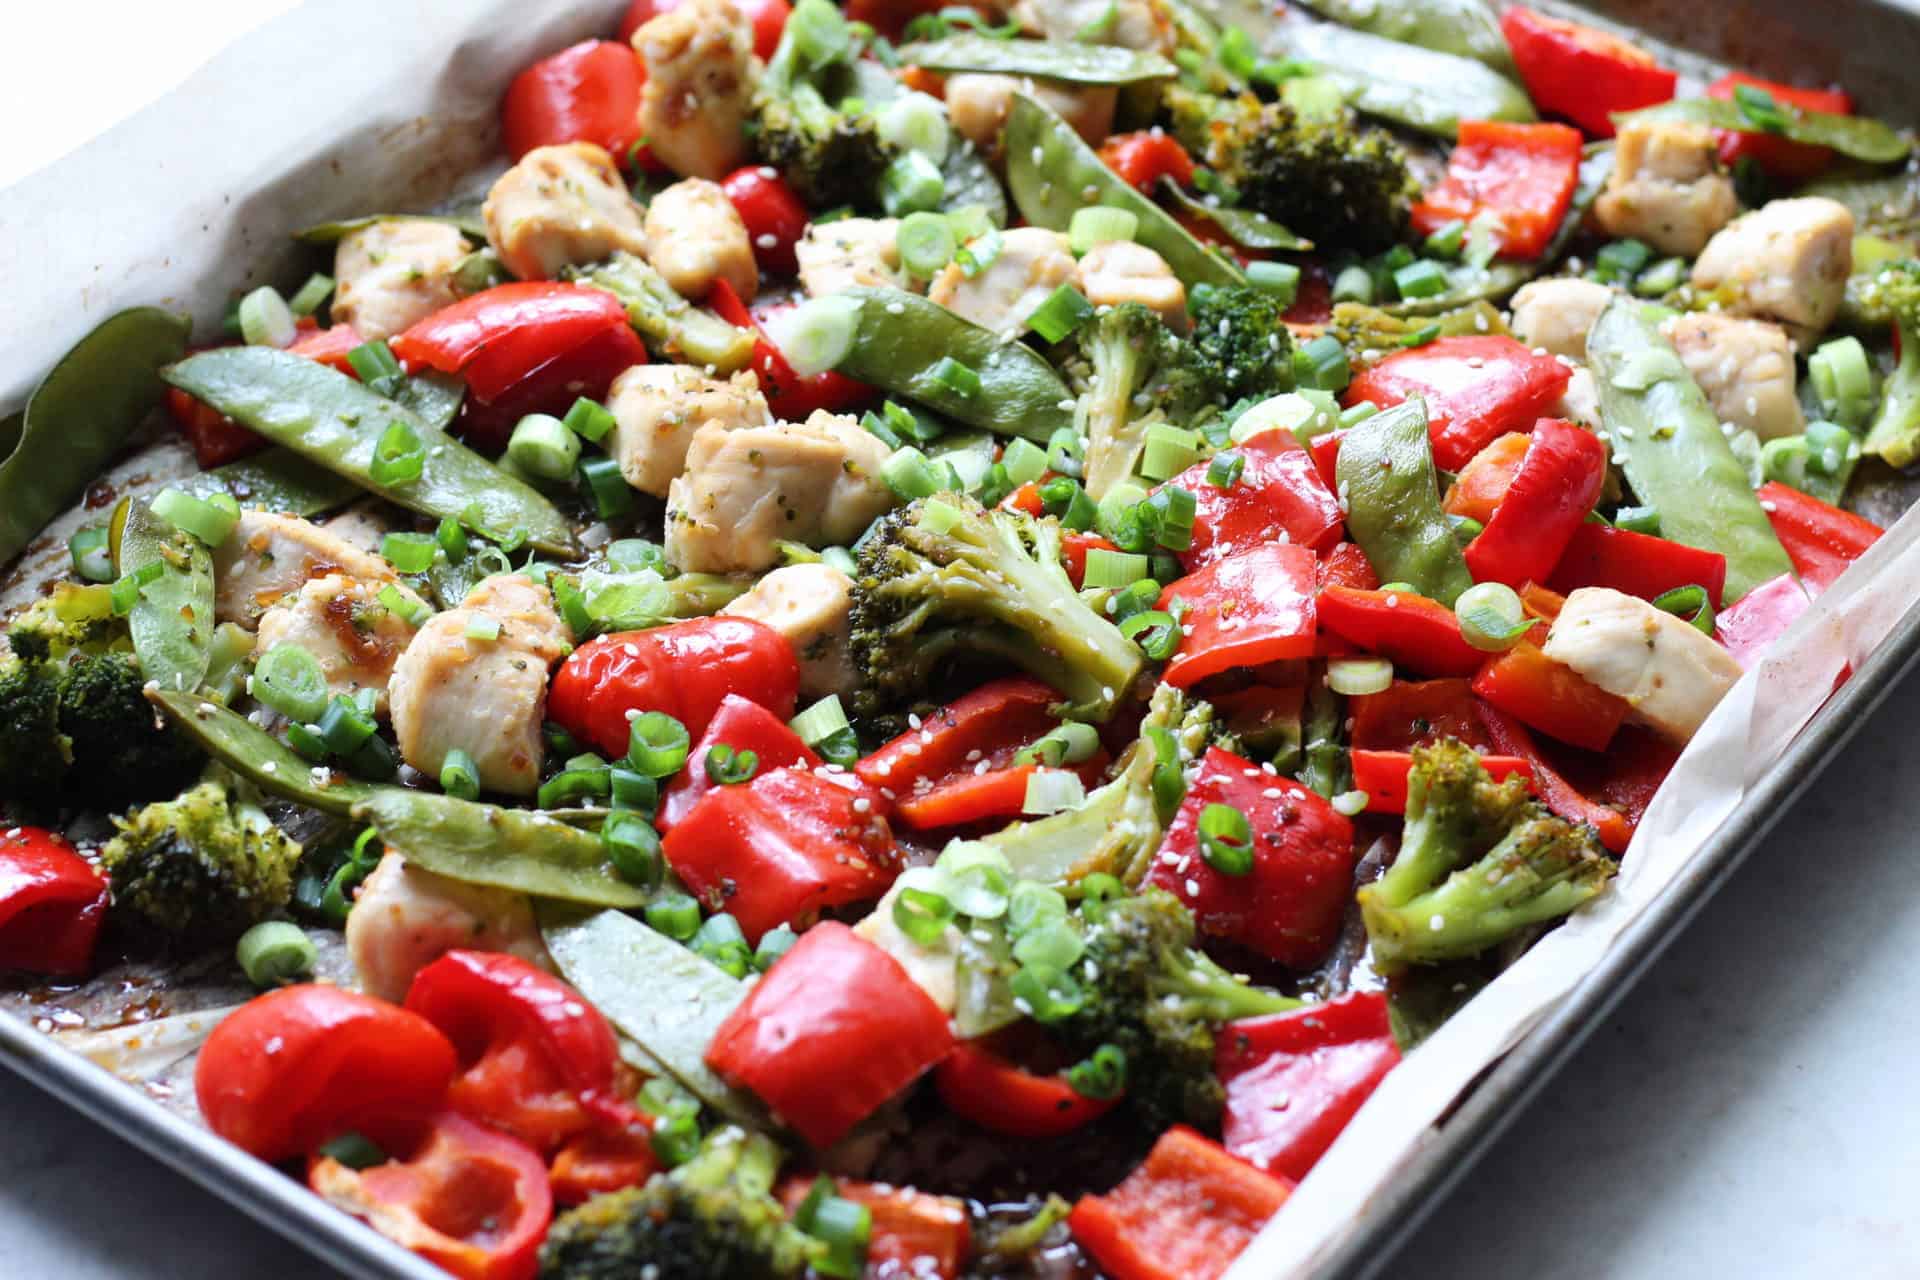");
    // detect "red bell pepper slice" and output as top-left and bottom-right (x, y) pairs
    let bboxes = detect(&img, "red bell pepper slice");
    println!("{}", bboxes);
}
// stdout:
(779, 1178), (973, 1280)
(855, 674), (1063, 796)
(1757, 481), (1883, 594)
(721, 164), (810, 276)
(663, 765), (898, 945)
(1317, 585), (1488, 679)
(1500, 7), (1677, 138)
(1097, 130), (1198, 194)
(1349, 748), (1535, 814)
(1342, 336), (1572, 472)
(1475, 699), (1633, 853)
(403, 950), (628, 1153)
(1216, 991), (1401, 1182)
(288, 321), (366, 373)
(0, 827), (108, 978)
(1708, 72), (1853, 182)
(895, 765), (1029, 829)
(658, 692), (821, 831)
(1349, 678), (1488, 752)
(1444, 431), (1531, 524)
(1538, 724), (1679, 837)
(620, 0), (791, 58)
(547, 616), (800, 759)
(500, 40), (645, 165)
(706, 921), (954, 1149)
(1471, 640), (1631, 752)
(1307, 428), (1343, 491)
(1158, 544), (1319, 689)
(547, 1116), (657, 1206)
(1411, 121), (1585, 260)
(196, 985), (458, 1163)
(1462, 418), (1608, 589)
(1145, 746), (1356, 969)
(1318, 539), (1380, 592)
(710, 279), (873, 421)
(934, 1039), (1122, 1138)
(1166, 431), (1344, 570)
(1547, 521), (1729, 606)
(309, 1109), (552, 1280)
(1068, 1125), (1292, 1280)
(1713, 572), (1813, 668)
